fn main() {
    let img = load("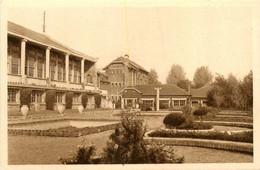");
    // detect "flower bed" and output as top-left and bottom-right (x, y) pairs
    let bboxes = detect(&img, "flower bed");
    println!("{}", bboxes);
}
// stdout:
(148, 130), (253, 143)
(8, 123), (120, 137)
